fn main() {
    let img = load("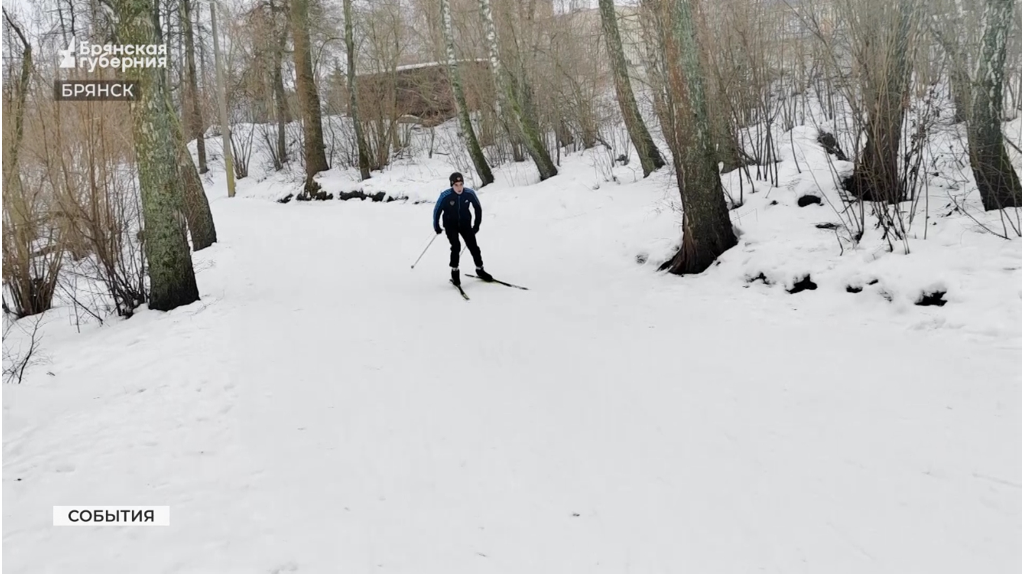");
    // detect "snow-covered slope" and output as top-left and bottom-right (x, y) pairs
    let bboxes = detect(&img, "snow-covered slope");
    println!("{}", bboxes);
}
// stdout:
(3, 117), (1020, 573)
